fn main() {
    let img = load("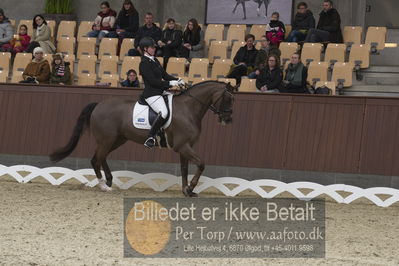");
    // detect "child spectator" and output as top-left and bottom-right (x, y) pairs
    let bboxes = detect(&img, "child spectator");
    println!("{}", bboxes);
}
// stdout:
(286, 2), (316, 42)
(87, 1), (117, 42)
(256, 54), (283, 92)
(180, 18), (204, 59)
(266, 12), (285, 47)
(121, 69), (139, 87)
(1, 24), (30, 54)
(50, 53), (72, 85)
(21, 47), (50, 84)
(0, 8), (13, 47)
